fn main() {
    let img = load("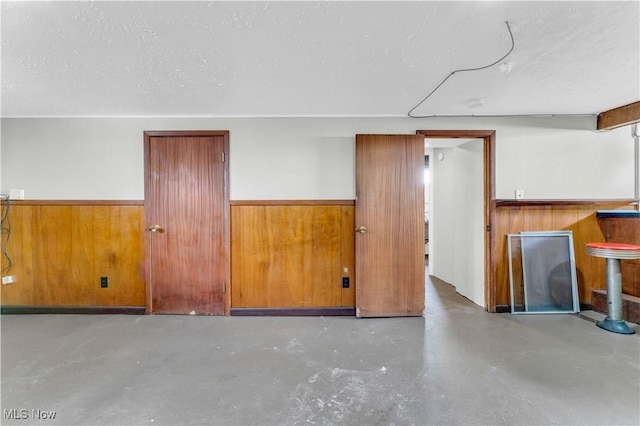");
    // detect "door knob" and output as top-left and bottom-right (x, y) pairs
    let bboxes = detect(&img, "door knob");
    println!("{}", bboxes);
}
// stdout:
(356, 226), (367, 234)
(149, 225), (165, 233)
